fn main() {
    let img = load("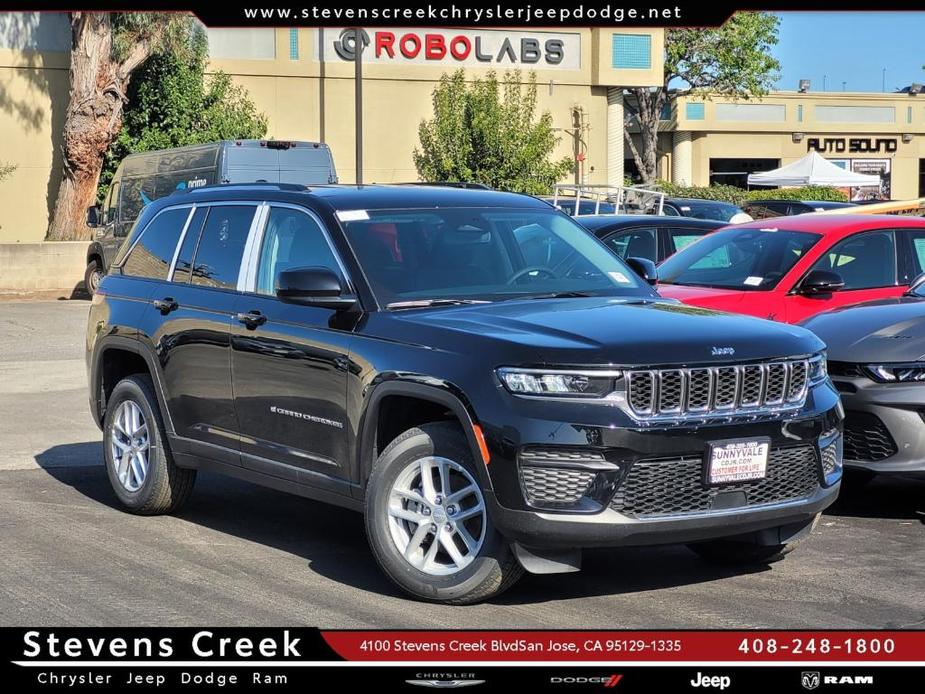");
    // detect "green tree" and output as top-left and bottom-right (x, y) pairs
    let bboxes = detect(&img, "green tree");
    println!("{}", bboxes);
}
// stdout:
(625, 12), (781, 183)
(98, 28), (267, 200)
(0, 162), (14, 182)
(414, 70), (573, 194)
(47, 12), (198, 241)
